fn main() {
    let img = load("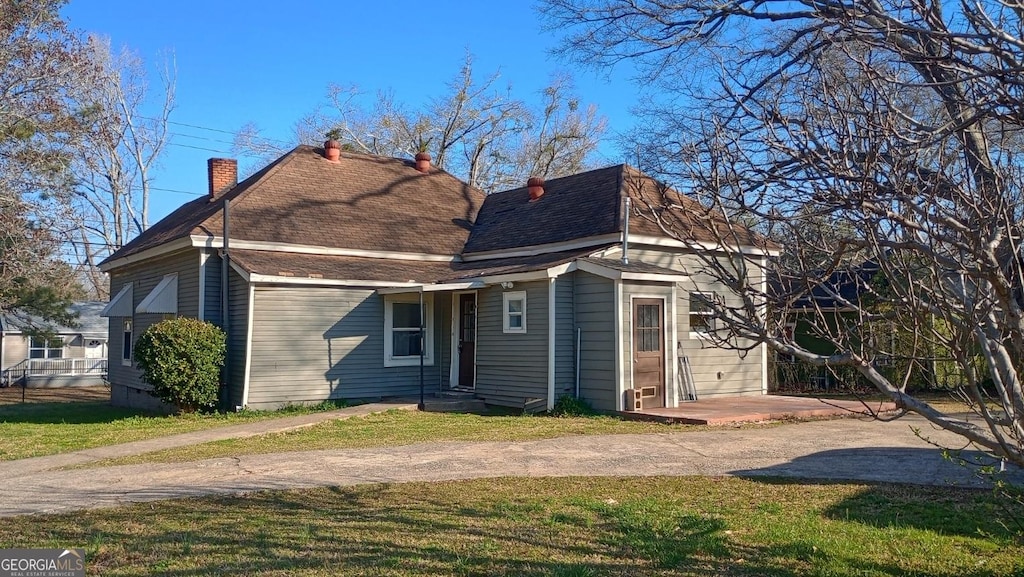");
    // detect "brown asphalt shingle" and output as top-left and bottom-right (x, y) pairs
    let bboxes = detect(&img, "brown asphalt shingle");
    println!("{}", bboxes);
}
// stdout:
(102, 146), (485, 266)
(463, 164), (776, 254)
